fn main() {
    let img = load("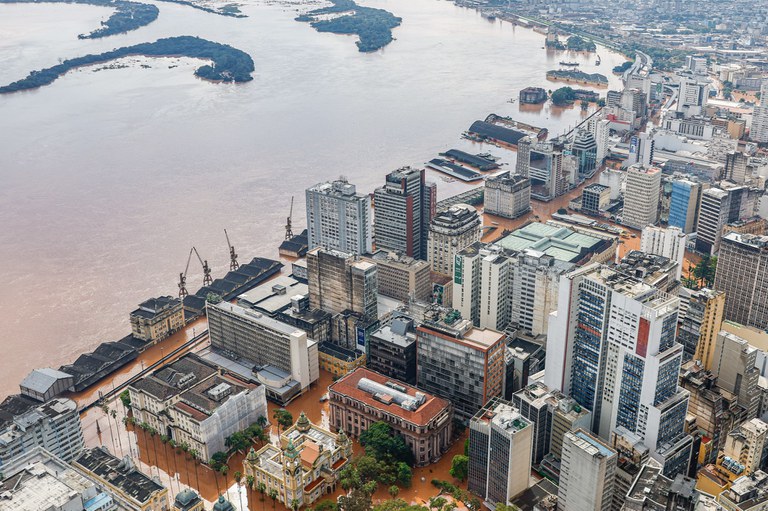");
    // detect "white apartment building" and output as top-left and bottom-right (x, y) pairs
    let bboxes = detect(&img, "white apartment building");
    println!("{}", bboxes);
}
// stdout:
(306, 178), (373, 255)
(557, 429), (617, 511)
(640, 226), (687, 280)
(622, 164), (661, 229)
